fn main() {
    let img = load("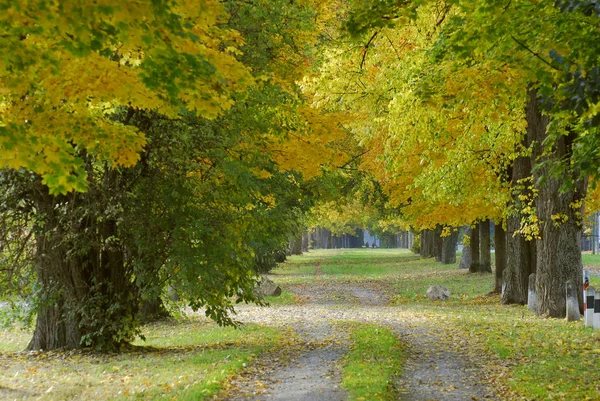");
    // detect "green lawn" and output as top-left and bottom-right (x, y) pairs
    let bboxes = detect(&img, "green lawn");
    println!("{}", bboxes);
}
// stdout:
(0, 318), (287, 400)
